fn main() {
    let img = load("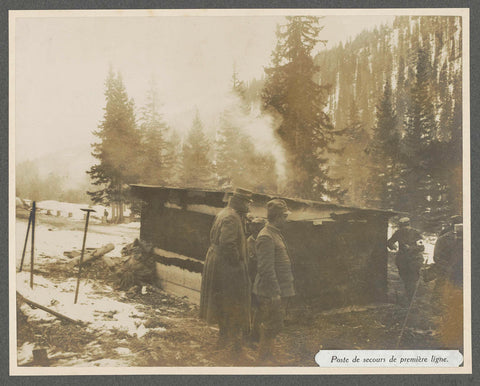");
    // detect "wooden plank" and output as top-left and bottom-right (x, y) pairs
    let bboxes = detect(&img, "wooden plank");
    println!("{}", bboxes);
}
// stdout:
(17, 291), (86, 325)
(155, 263), (201, 304)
